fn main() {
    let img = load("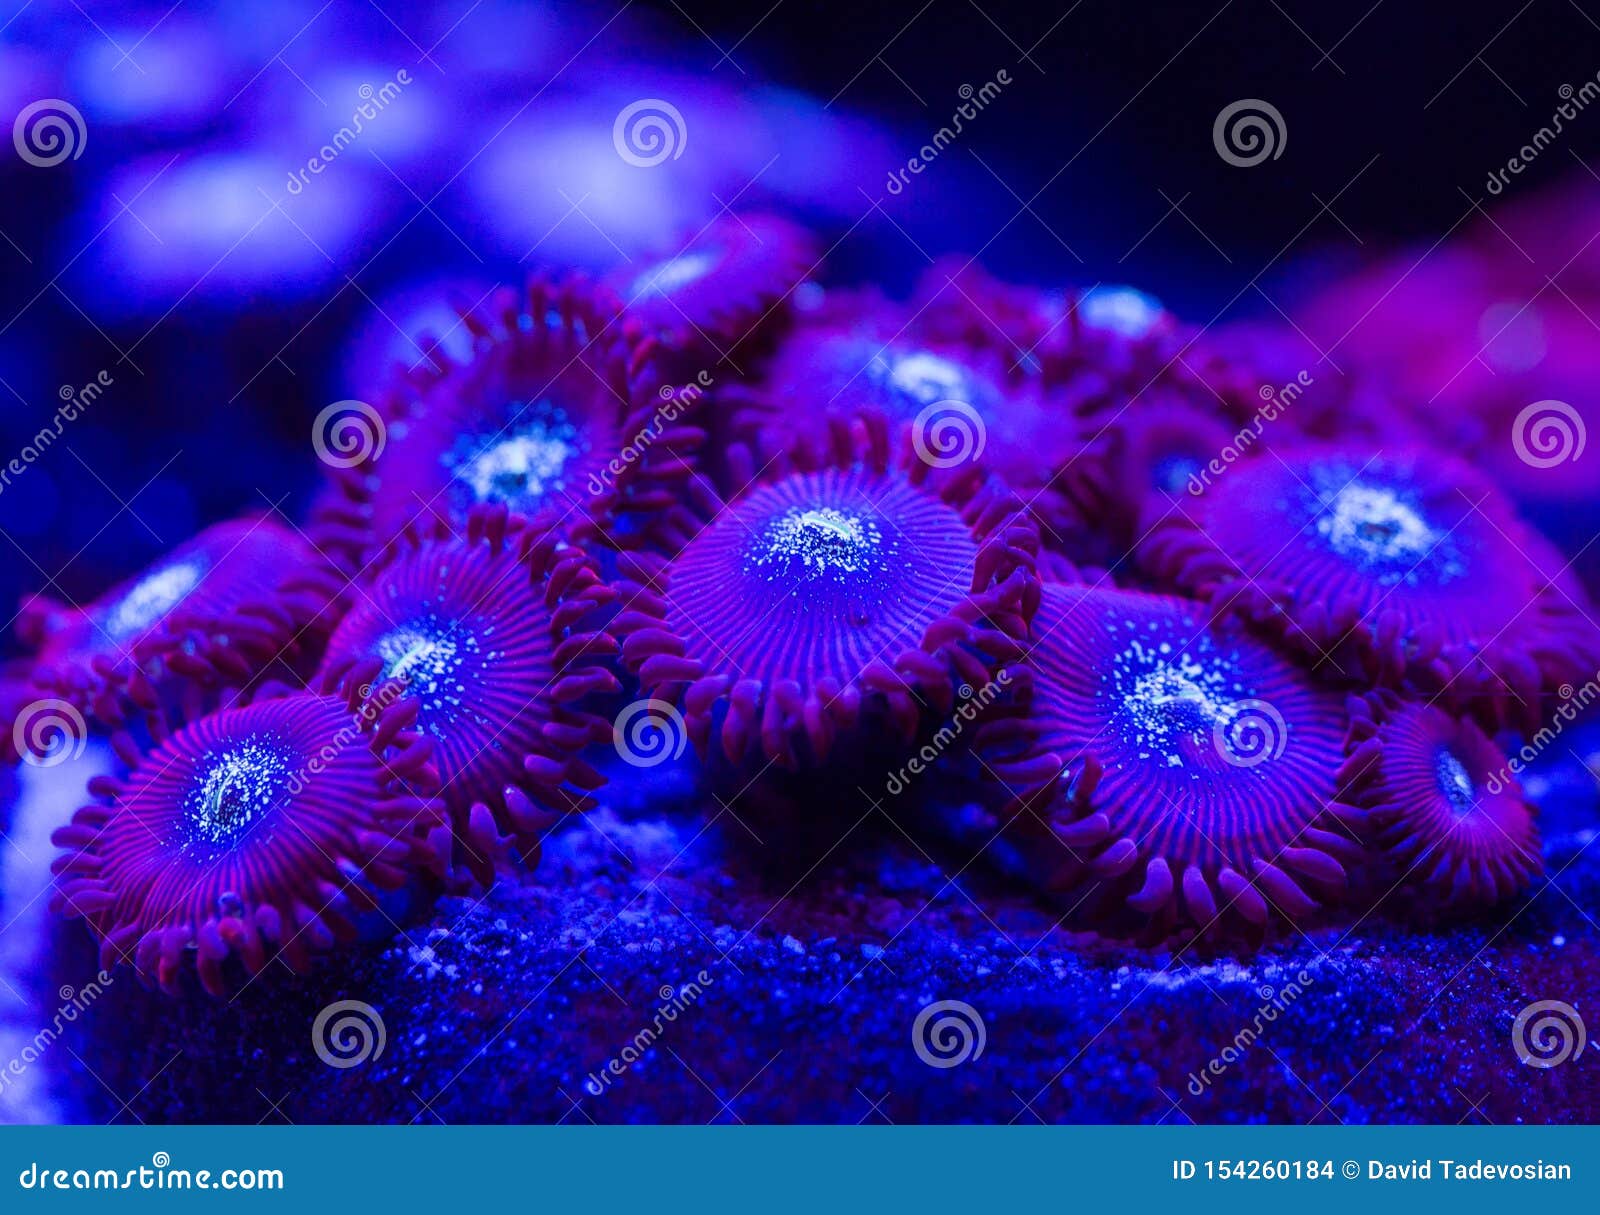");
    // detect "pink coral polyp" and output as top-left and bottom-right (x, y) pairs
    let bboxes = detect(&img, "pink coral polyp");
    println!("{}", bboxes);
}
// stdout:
(12, 517), (342, 743)
(607, 211), (816, 357)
